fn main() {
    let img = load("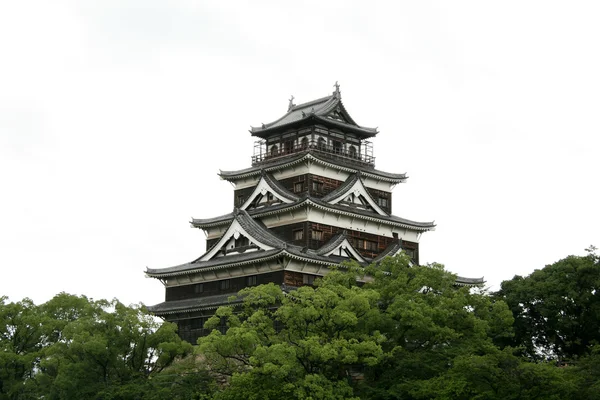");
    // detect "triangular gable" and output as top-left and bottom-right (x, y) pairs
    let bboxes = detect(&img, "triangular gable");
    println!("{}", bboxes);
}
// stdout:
(320, 237), (365, 262)
(240, 174), (296, 211)
(326, 177), (387, 216)
(200, 219), (275, 262)
(326, 105), (353, 124)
